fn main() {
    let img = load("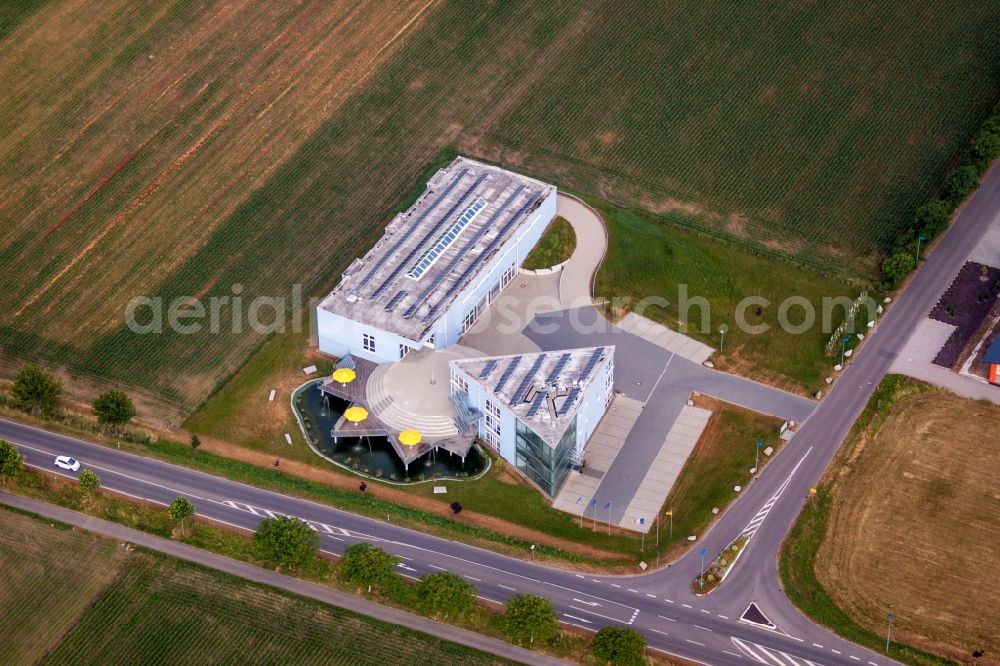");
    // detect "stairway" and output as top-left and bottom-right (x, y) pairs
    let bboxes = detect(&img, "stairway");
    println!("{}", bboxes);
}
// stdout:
(365, 364), (459, 440)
